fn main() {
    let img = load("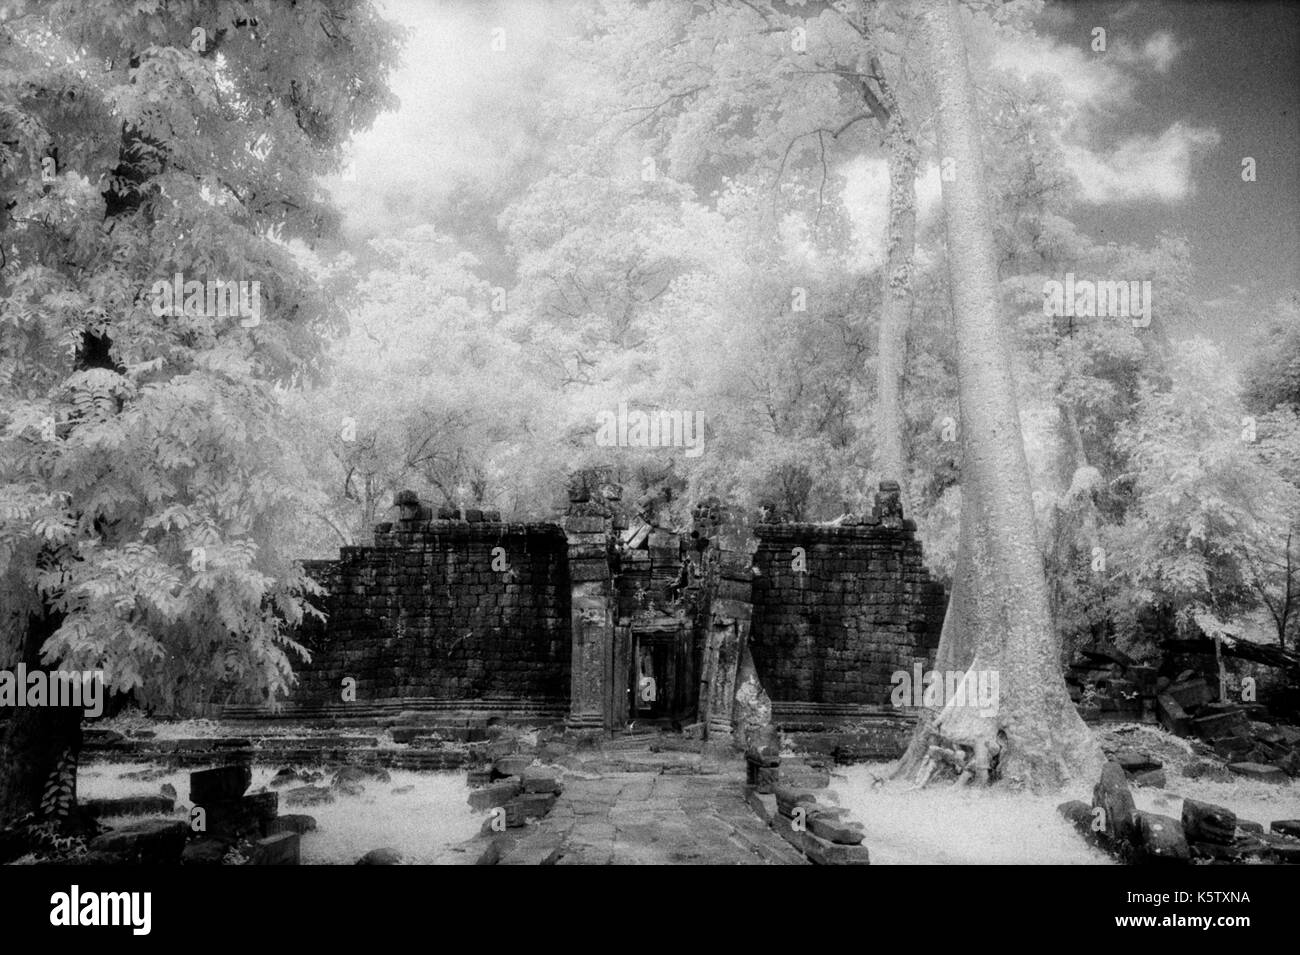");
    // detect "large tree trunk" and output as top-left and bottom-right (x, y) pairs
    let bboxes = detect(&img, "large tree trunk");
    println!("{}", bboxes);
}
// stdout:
(0, 611), (83, 830)
(896, 0), (1100, 790)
